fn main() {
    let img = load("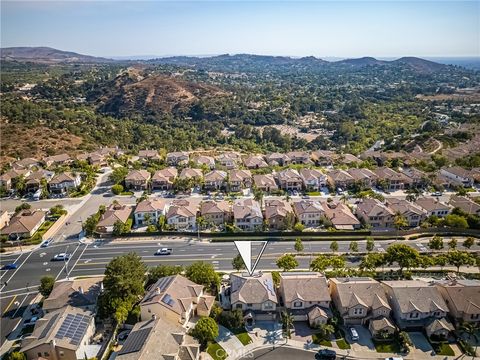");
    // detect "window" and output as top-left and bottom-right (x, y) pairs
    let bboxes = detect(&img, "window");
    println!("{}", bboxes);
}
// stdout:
(353, 308), (363, 315)
(236, 304), (242, 309)
(38, 353), (42, 358)
(60, 351), (64, 357)
(44, 352), (50, 357)
(247, 303), (252, 307)
(471, 314), (479, 320)
(264, 302), (273, 309)
(293, 301), (303, 308)
(409, 312), (419, 319)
